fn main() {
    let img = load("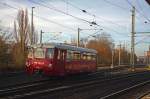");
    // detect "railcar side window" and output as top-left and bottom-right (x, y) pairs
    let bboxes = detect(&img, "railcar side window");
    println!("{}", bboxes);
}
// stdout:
(92, 55), (96, 60)
(62, 51), (66, 60)
(87, 55), (92, 60)
(67, 50), (72, 60)
(73, 52), (80, 60)
(46, 48), (54, 59)
(57, 50), (61, 59)
(67, 50), (96, 61)
(87, 53), (94, 61)
(82, 54), (87, 60)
